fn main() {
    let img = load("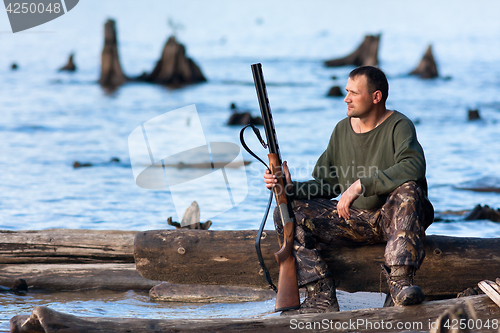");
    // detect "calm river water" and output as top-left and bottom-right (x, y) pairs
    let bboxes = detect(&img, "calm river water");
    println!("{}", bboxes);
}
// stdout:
(1, 0), (500, 330)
